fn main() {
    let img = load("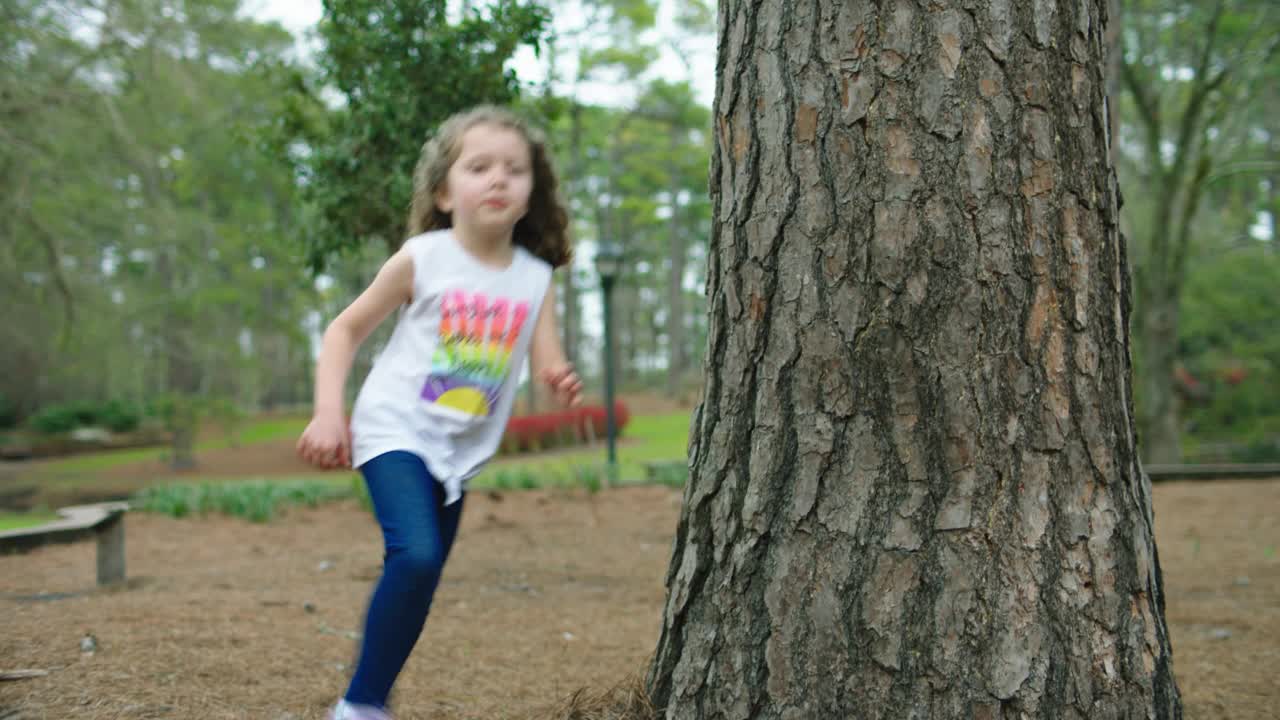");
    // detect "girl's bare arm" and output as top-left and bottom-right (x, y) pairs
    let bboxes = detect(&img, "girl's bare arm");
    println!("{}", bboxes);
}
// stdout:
(313, 250), (415, 415)
(529, 282), (583, 407)
(297, 250), (414, 469)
